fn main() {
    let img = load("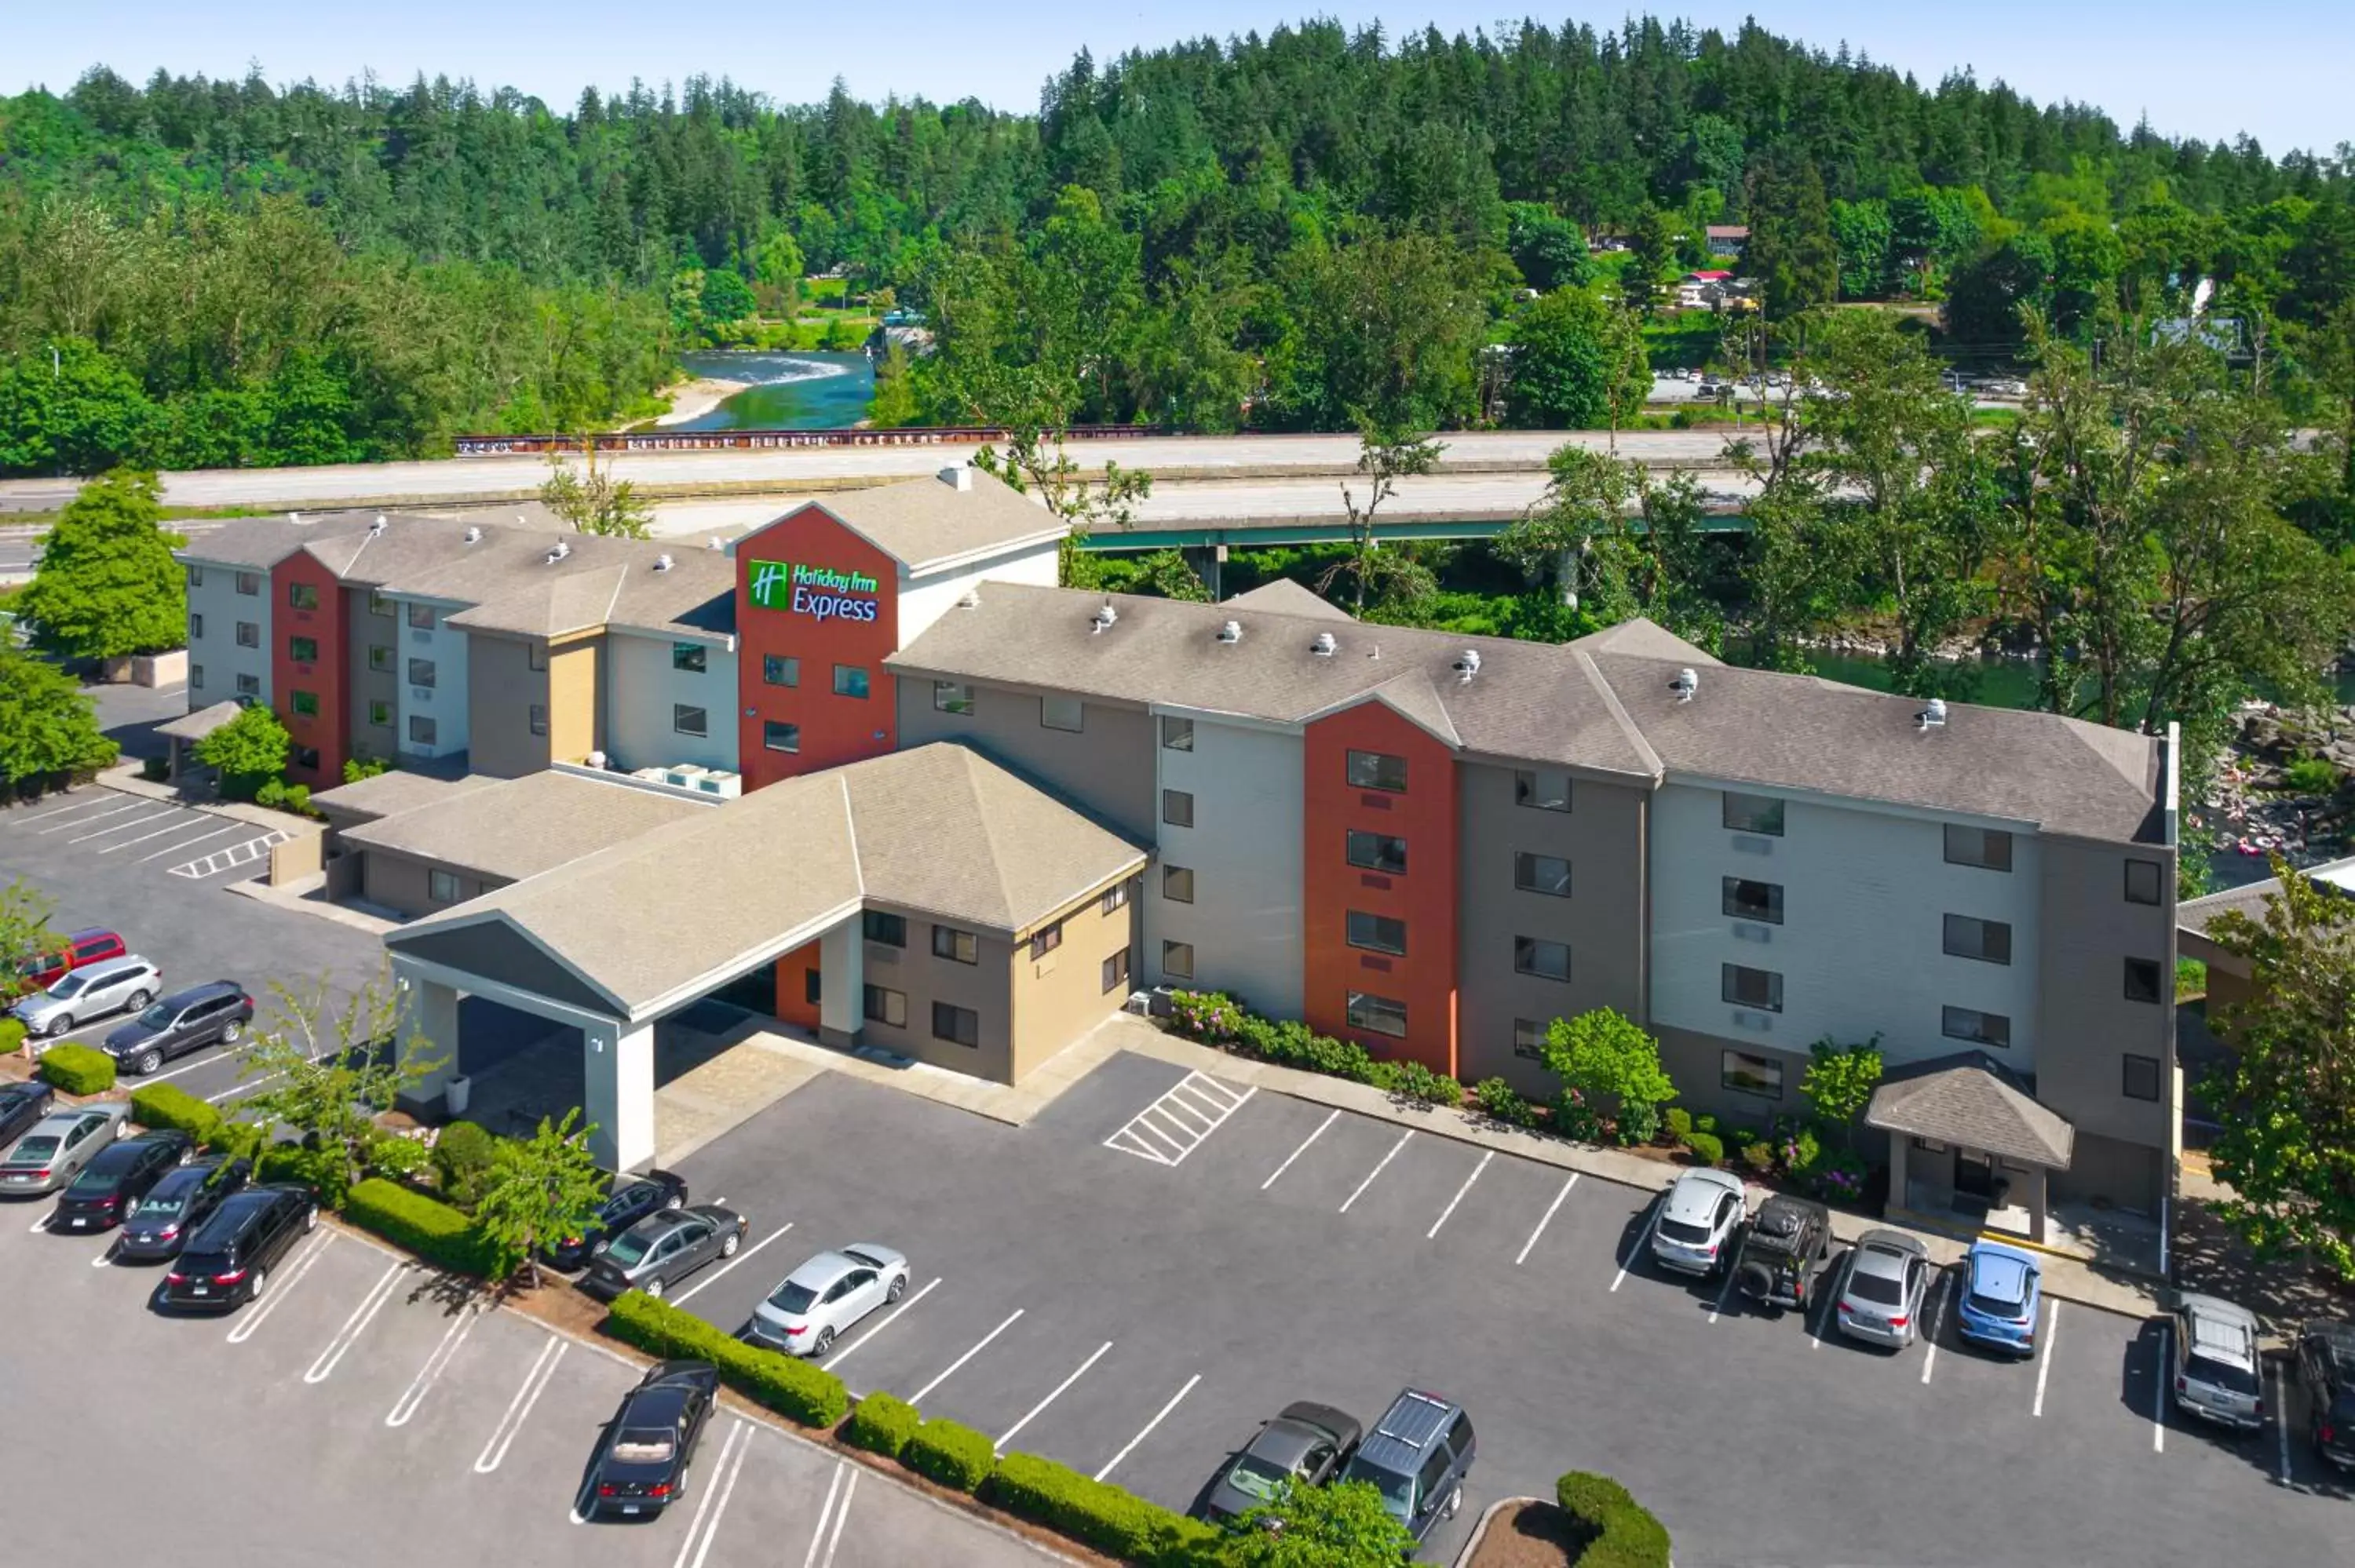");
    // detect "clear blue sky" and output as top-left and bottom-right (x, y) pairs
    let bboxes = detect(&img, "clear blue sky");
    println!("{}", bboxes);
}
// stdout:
(8, 2), (2349, 158)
